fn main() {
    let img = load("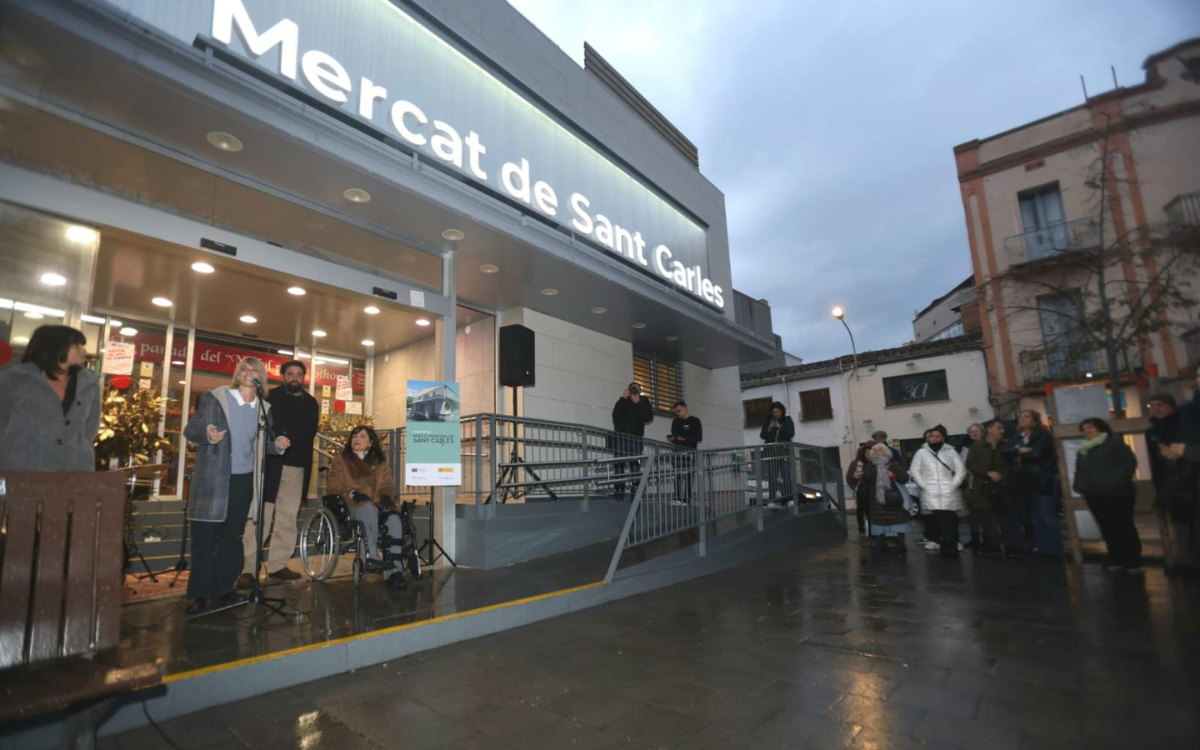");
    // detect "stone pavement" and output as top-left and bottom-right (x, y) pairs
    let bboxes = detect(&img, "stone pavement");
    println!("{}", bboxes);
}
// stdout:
(103, 534), (1200, 750)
